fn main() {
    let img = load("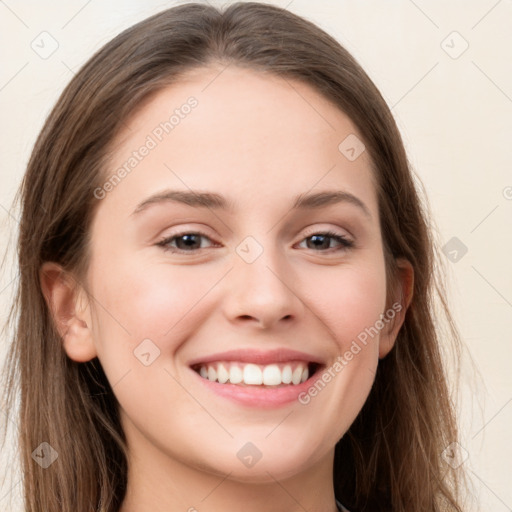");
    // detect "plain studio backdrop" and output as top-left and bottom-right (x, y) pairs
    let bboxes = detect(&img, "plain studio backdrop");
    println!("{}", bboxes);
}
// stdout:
(0, 1), (511, 511)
